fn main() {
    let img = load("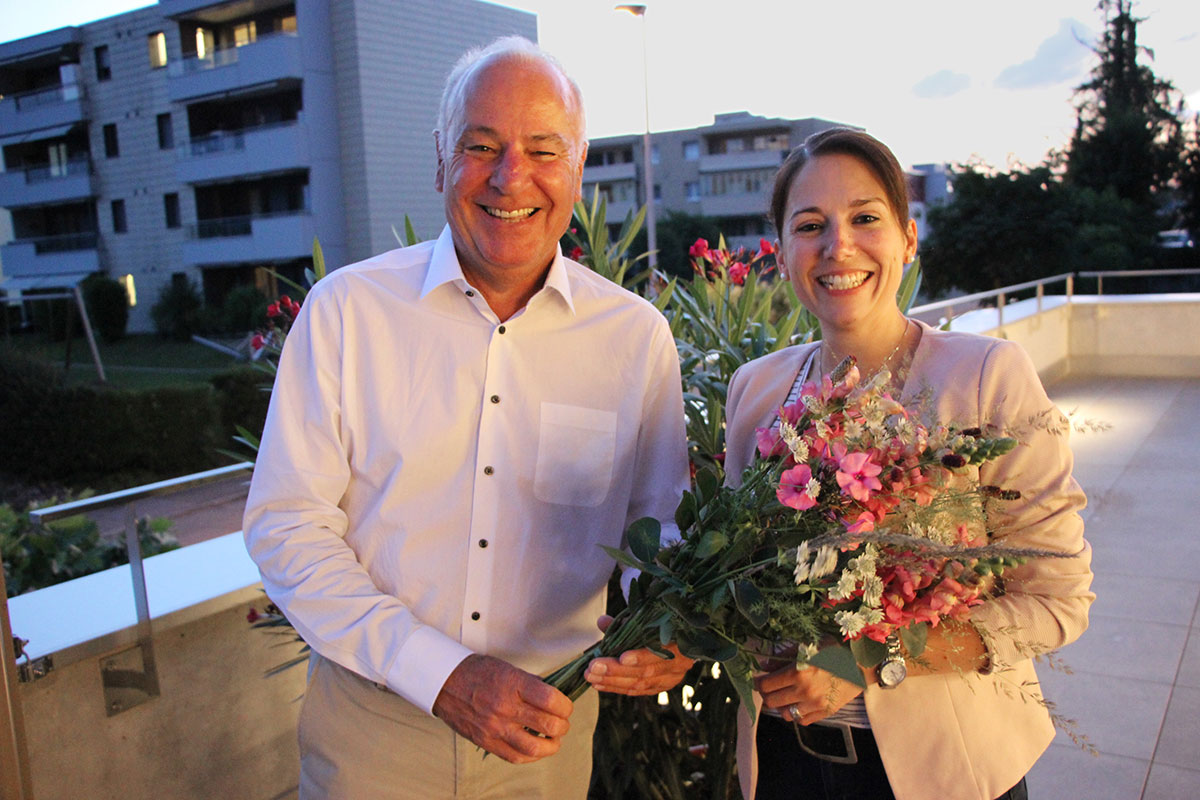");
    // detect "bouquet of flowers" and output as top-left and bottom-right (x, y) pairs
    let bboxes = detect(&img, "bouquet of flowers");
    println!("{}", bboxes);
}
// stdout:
(545, 357), (1053, 720)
